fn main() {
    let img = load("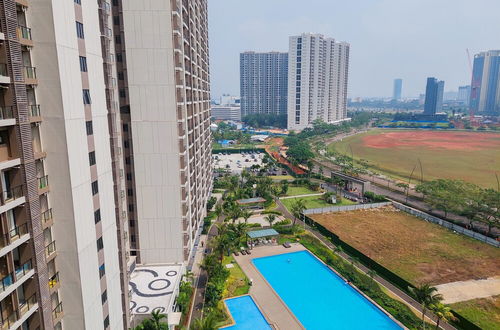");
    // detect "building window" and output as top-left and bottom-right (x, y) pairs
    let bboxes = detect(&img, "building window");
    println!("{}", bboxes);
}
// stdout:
(118, 72), (124, 80)
(86, 121), (93, 135)
(104, 316), (110, 328)
(127, 188), (133, 196)
(122, 124), (128, 132)
(113, 16), (120, 25)
(130, 234), (136, 243)
(124, 140), (129, 148)
(119, 89), (126, 98)
(74, 0), (81, 4)
(128, 204), (134, 212)
(94, 209), (101, 224)
(115, 35), (121, 44)
(116, 53), (122, 62)
(92, 181), (99, 195)
(125, 157), (130, 165)
(99, 264), (106, 278)
(76, 22), (85, 39)
(83, 89), (92, 104)
(129, 220), (135, 227)
(101, 290), (107, 304)
(97, 237), (104, 251)
(89, 151), (96, 166)
(126, 173), (132, 181)
(79, 56), (87, 72)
